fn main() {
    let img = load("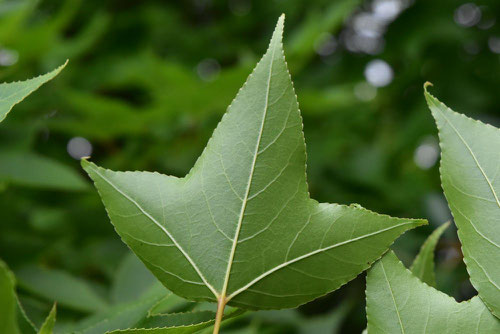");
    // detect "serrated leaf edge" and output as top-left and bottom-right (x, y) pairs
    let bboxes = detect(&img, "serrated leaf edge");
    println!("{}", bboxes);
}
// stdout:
(424, 83), (500, 318)
(0, 60), (68, 123)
